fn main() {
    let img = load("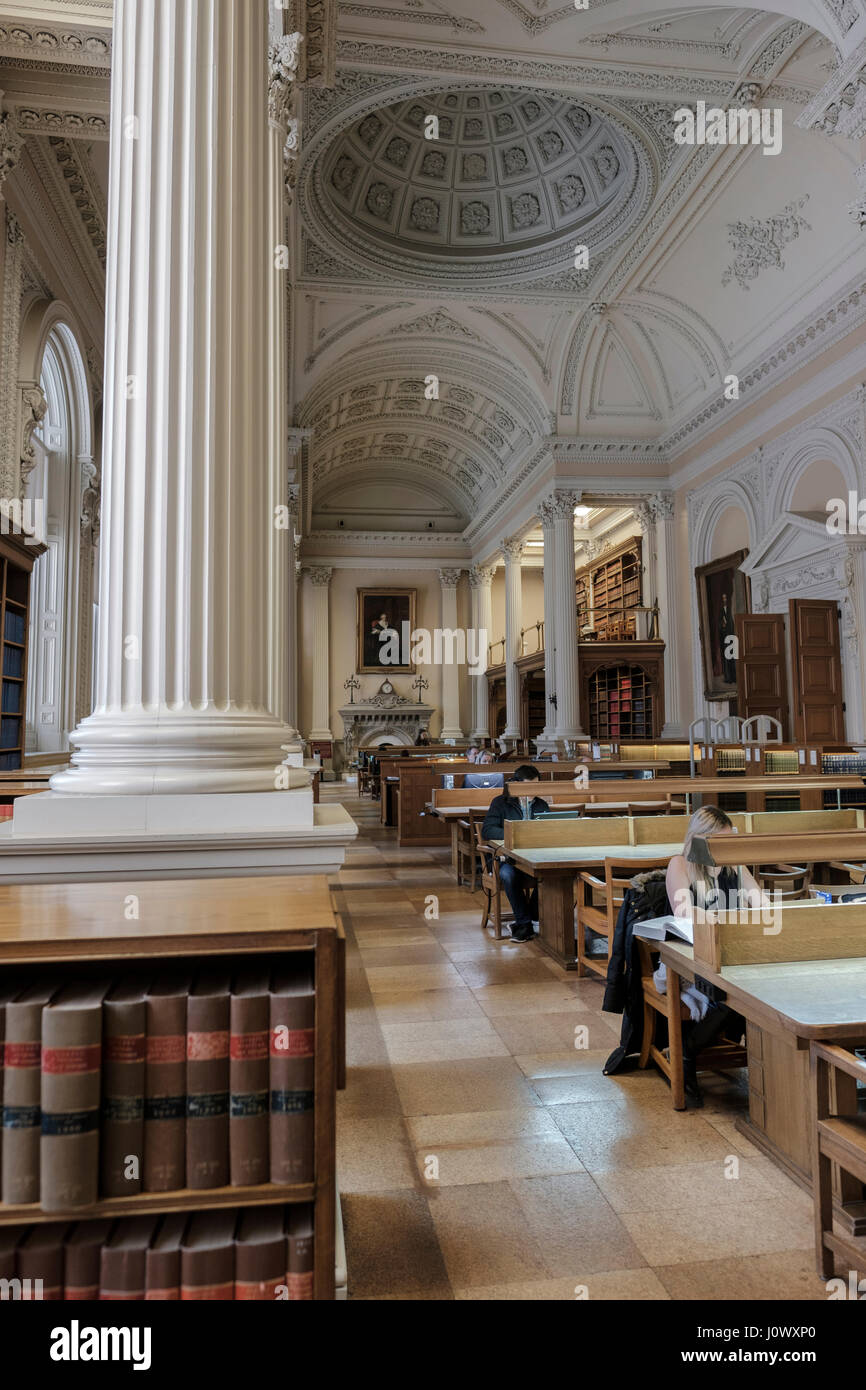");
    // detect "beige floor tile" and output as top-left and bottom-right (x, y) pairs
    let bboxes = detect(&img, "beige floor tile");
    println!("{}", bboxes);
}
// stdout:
(381, 1016), (509, 1064)
(509, 1172), (647, 1276)
(456, 1269), (671, 1300)
(414, 1135), (585, 1186)
(593, 1156), (787, 1214)
(371, 988), (487, 1024)
(407, 1107), (562, 1148)
(337, 1063), (404, 1119)
(491, 1010), (613, 1054)
(355, 943), (451, 968)
(353, 927), (438, 948)
(391, 1056), (542, 1116)
(656, 1249), (833, 1301)
(620, 1198), (813, 1266)
(426, 1181), (549, 1287)
(472, 982), (591, 1017)
(455, 958), (566, 989)
(336, 1116), (418, 1193)
(551, 1099), (736, 1171)
(341, 1191), (452, 1299)
(366, 963), (466, 993)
